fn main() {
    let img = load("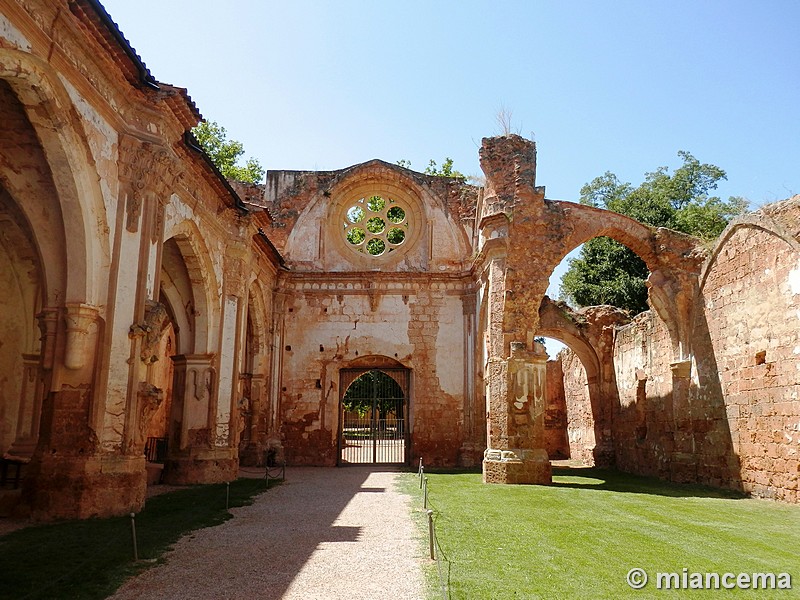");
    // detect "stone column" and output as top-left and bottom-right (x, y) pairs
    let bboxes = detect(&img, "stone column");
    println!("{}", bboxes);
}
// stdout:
(483, 341), (551, 484)
(7, 353), (44, 457)
(238, 372), (267, 466)
(266, 289), (287, 460)
(164, 353), (235, 484)
(63, 303), (101, 370)
(458, 292), (482, 466)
